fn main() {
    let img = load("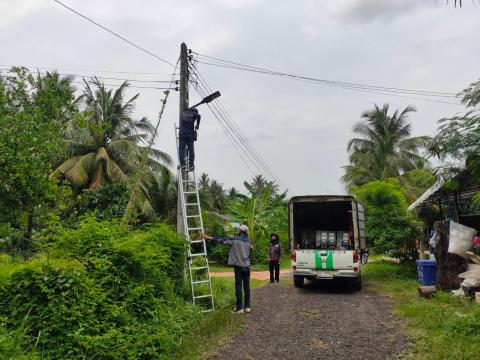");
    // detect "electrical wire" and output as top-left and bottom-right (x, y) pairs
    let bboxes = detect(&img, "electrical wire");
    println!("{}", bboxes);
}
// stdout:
(0, 74), (174, 91)
(194, 60), (460, 105)
(190, 79), (262, 178)
(0, 65), (174, 75)
(189, 63), (291, 193)
(193, 52), (457, 97)
(0, 67), (174, 83)
(52, 0), (175, 67)
(192, 69), (290, 192)
(191, 52), (462, 105)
